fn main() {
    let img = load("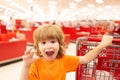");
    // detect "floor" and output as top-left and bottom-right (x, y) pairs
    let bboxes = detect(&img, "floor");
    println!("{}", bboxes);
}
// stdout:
(0, 42), (77, 80)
